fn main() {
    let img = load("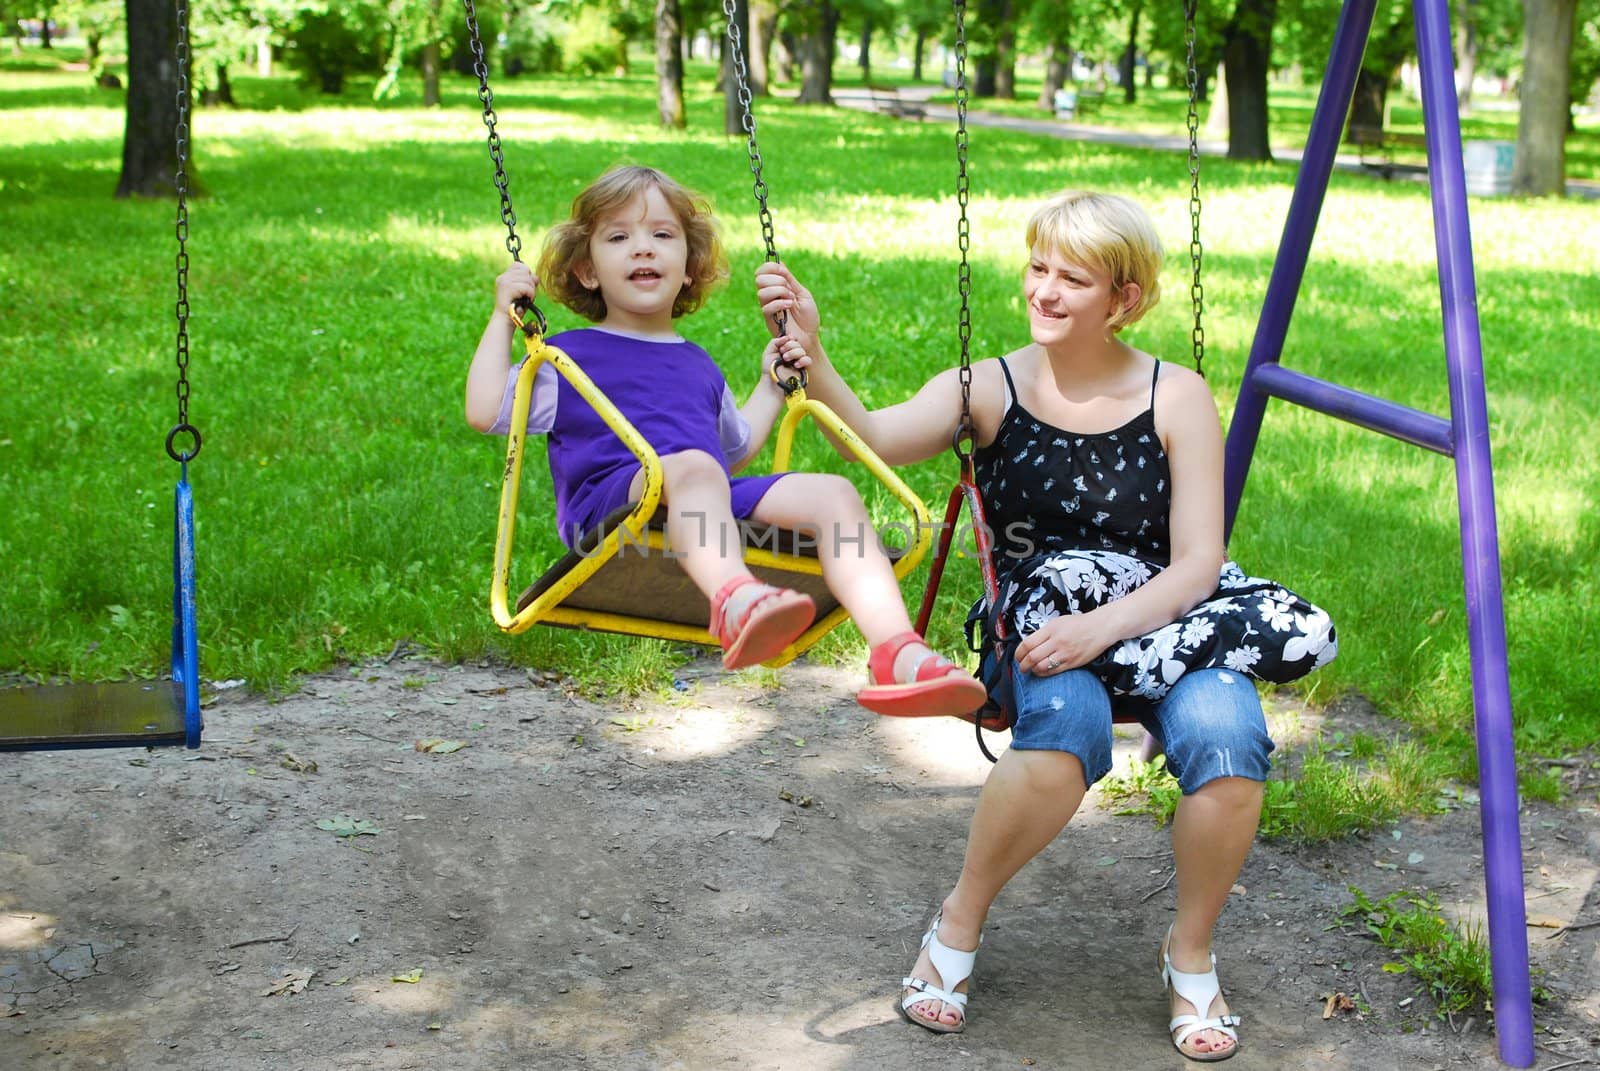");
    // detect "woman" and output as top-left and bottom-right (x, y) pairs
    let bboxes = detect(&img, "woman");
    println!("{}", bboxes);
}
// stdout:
(754, 190), (1335, 1061)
